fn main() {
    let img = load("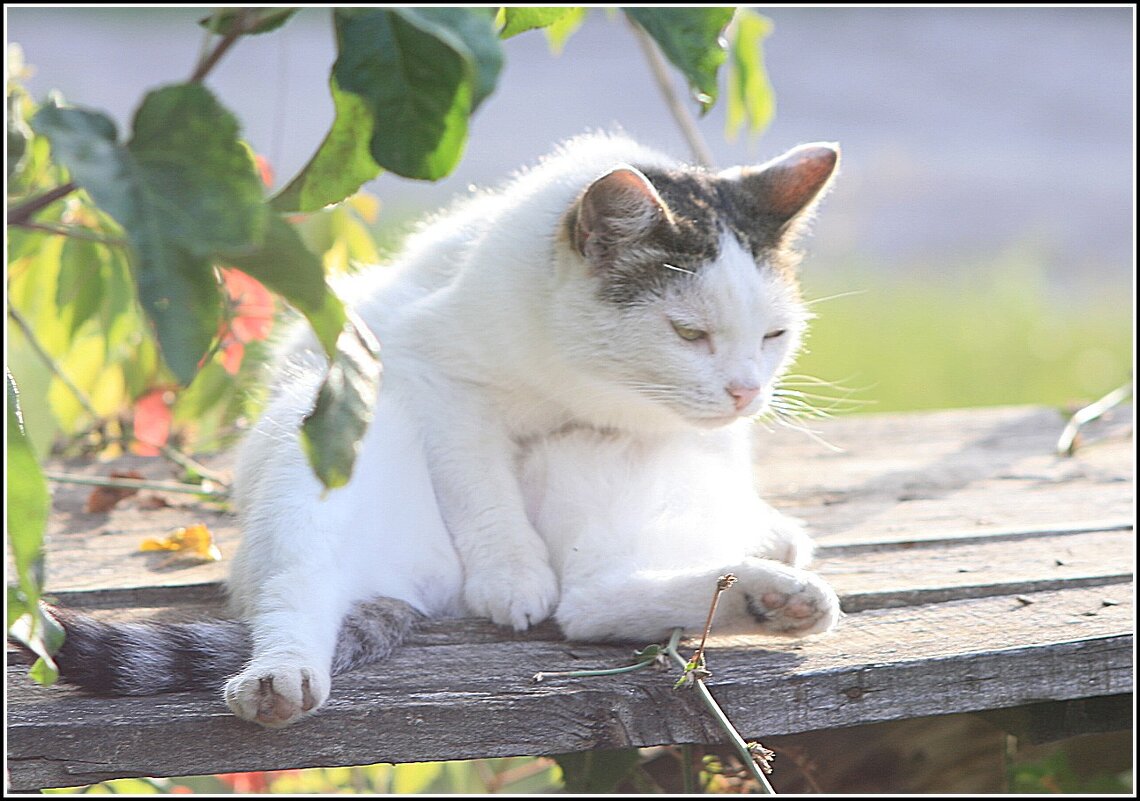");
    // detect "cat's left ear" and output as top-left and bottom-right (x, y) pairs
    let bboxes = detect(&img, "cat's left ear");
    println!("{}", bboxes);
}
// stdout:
(570, 166), (671, 266)
(725, 142), (840, 230)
